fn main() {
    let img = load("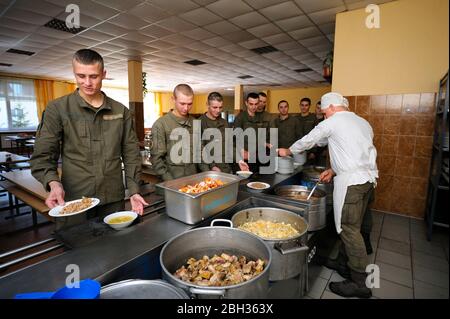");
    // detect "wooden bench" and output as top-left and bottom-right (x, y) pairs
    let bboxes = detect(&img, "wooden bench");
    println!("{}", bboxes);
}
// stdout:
(0, 180), (52, 226)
